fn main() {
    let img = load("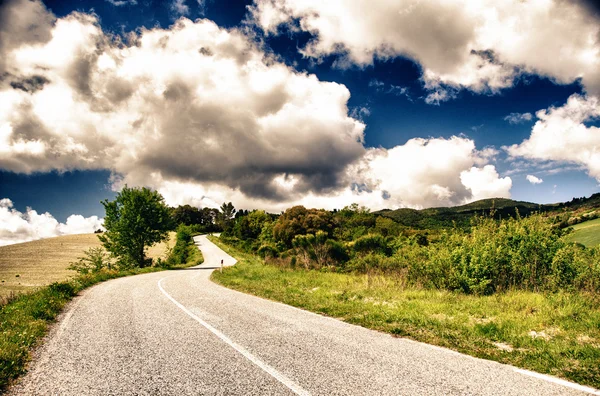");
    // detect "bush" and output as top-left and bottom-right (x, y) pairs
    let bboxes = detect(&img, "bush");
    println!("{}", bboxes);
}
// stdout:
(68, 247), (112, 274)
(346, 253), (396, 274)
(167, 224), (194, 265)
(351, 234), (390, 256)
